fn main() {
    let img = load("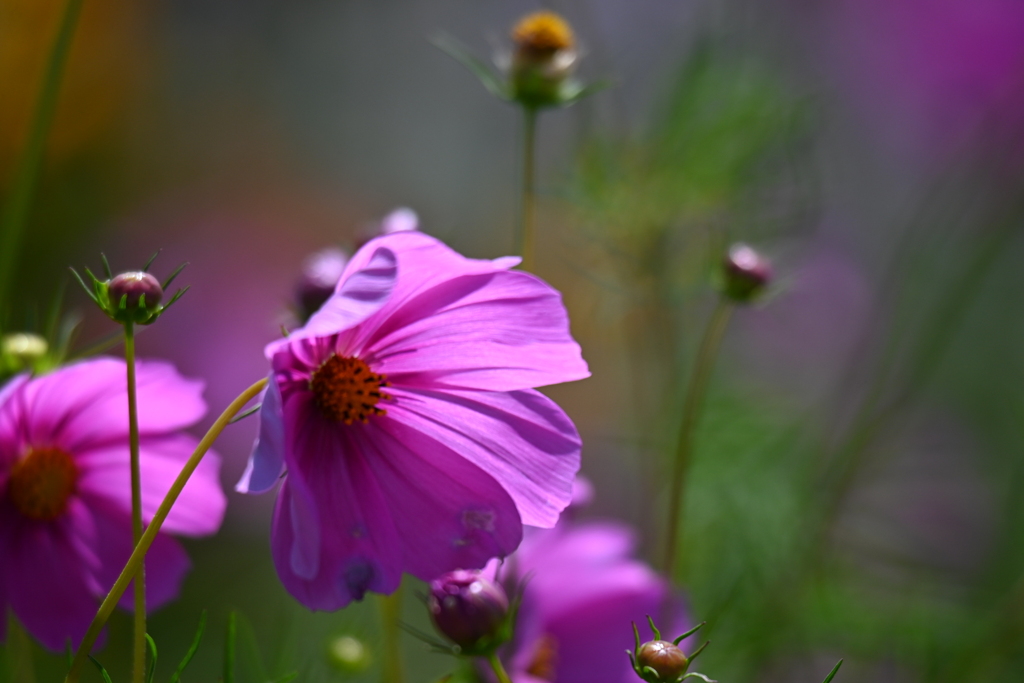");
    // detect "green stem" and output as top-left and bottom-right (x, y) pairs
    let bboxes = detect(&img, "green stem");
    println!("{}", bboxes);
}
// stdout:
(64, 377), (268, 683)
(380, 588), (404, 683)
(124, 323), (146, 683)
(519, 107), (538, 272)
(660, 298), (734, 580)
(486, 653), (513, 683)
(0, 0), (85, 309)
